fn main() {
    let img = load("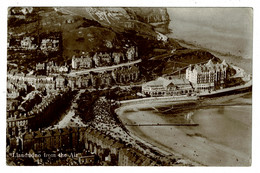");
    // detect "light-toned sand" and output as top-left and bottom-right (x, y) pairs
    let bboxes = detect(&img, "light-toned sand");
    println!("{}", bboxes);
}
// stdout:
(117, 103), (251, 166)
